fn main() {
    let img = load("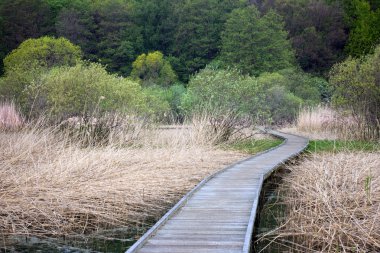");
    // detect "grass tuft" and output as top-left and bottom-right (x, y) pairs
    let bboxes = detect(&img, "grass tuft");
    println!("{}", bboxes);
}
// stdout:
(306, 140), (380, 153)
(0, 102), (24, 130)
